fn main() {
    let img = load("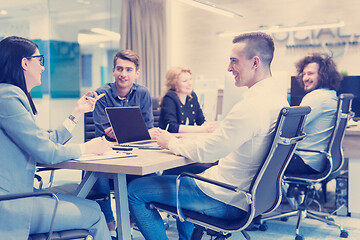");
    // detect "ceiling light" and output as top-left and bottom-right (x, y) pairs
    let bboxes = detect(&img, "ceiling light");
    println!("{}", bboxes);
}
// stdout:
(217, 21), (345, 37)
(0, 10), (8, 15)
(178, 0), (242, 18)
(76, 0), (91, 5)
(78, 28), (120, 44)
(91, 28), (120, 39)
(268, 21), (345, 33)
